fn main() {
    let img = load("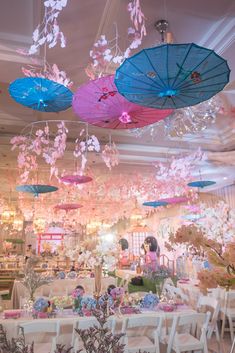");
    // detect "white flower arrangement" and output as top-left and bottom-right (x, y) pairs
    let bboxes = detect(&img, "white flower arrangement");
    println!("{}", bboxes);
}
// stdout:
(77, 241), (118, 271)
